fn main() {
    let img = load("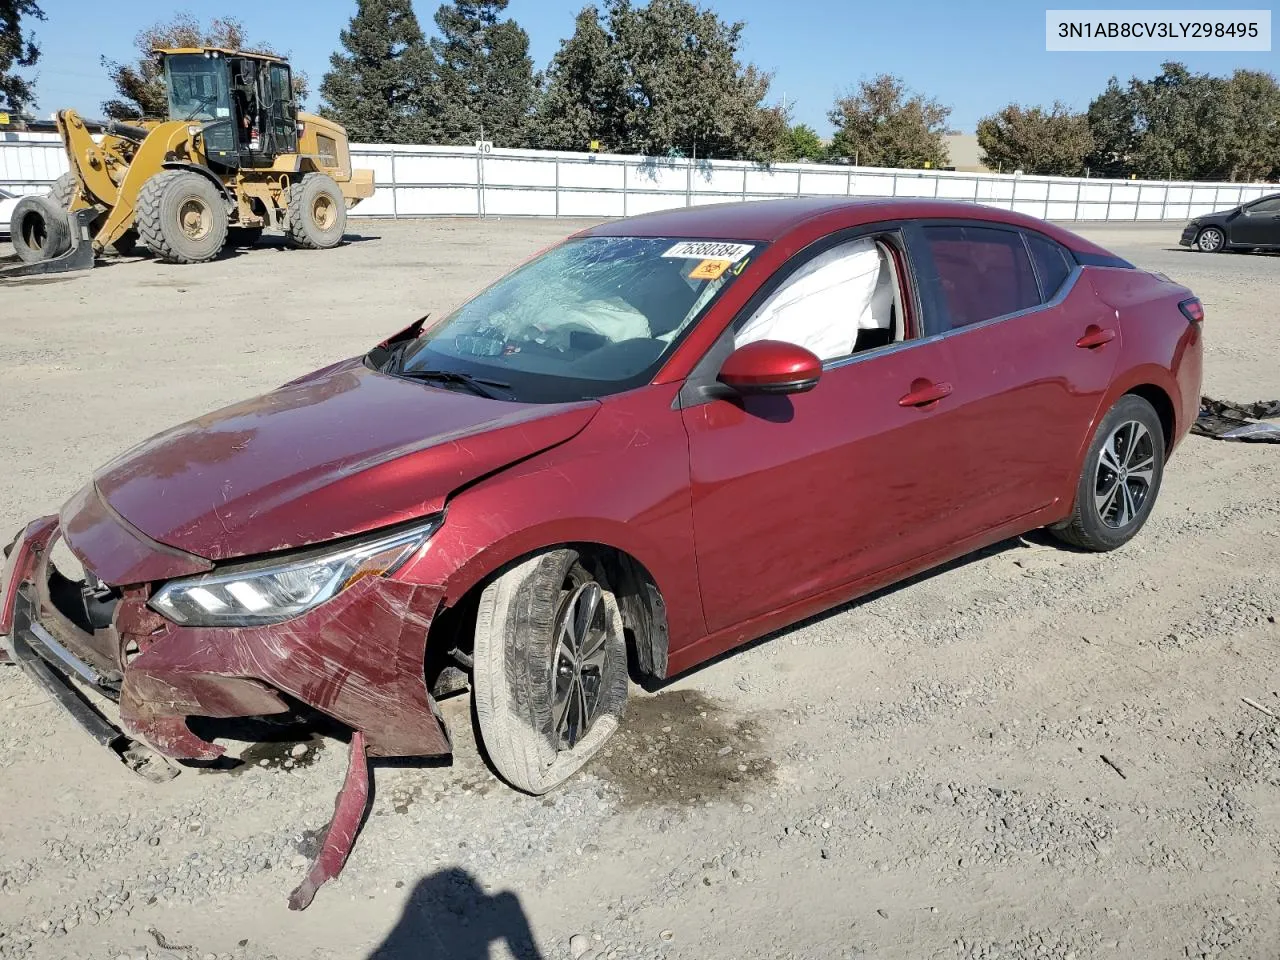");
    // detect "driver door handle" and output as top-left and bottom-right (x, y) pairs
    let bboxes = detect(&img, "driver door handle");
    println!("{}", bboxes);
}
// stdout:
(898, 380), (953, 408)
